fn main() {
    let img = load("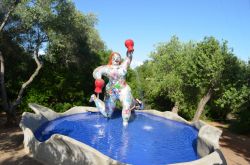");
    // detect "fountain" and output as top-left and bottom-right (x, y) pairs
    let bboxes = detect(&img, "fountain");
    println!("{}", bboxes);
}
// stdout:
(19, 39), (226, 164)
(20, 103), (226, 165)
